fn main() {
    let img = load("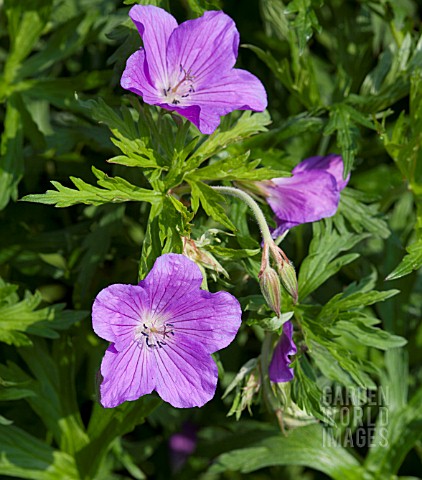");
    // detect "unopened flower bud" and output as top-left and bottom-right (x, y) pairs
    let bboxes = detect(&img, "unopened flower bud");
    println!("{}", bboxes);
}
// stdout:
(277, 260), (298, 304)
(268, 244), (299, 304)
(259, 266), (282, 317)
